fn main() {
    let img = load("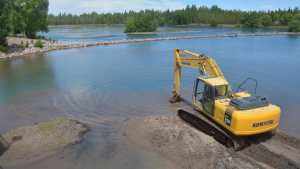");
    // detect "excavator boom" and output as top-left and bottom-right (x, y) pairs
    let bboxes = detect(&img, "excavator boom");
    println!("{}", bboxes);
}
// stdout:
(171, 49), (228, 102)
